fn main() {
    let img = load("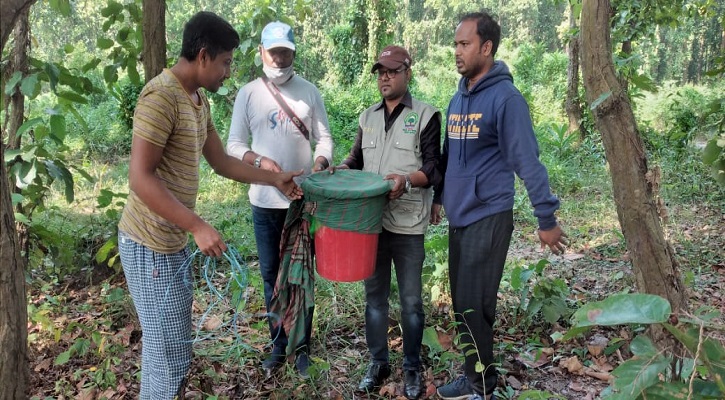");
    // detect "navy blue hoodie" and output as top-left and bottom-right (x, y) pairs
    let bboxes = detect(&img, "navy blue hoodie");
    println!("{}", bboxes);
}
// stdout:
(439, 61), (559, 229)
